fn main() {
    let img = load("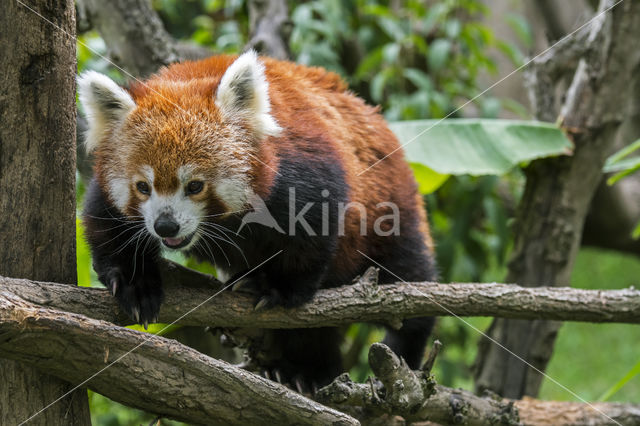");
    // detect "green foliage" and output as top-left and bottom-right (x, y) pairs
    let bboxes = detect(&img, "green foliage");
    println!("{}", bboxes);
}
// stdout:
(153, 0), (247, 52)
(427, 174), (518, 283)
(604, 139), (640, 185)
(77, 32), (124, 82)
(290, 0), (526, 121)
(89, 391), (185, 426)
(392, 118), (573, 193)
(604, 139), (640, 239)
